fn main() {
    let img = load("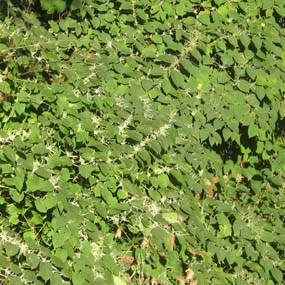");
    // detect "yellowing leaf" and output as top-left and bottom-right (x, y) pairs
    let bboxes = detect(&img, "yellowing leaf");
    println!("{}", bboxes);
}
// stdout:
(113, 275), (127, 285)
